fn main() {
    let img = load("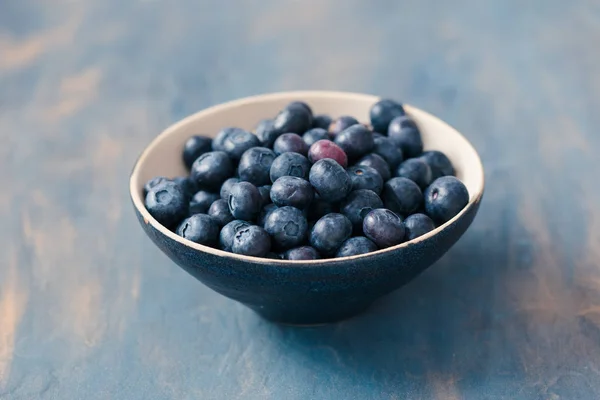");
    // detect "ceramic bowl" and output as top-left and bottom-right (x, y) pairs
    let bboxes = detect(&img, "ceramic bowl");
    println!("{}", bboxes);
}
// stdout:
(129, 91), (484, 325)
